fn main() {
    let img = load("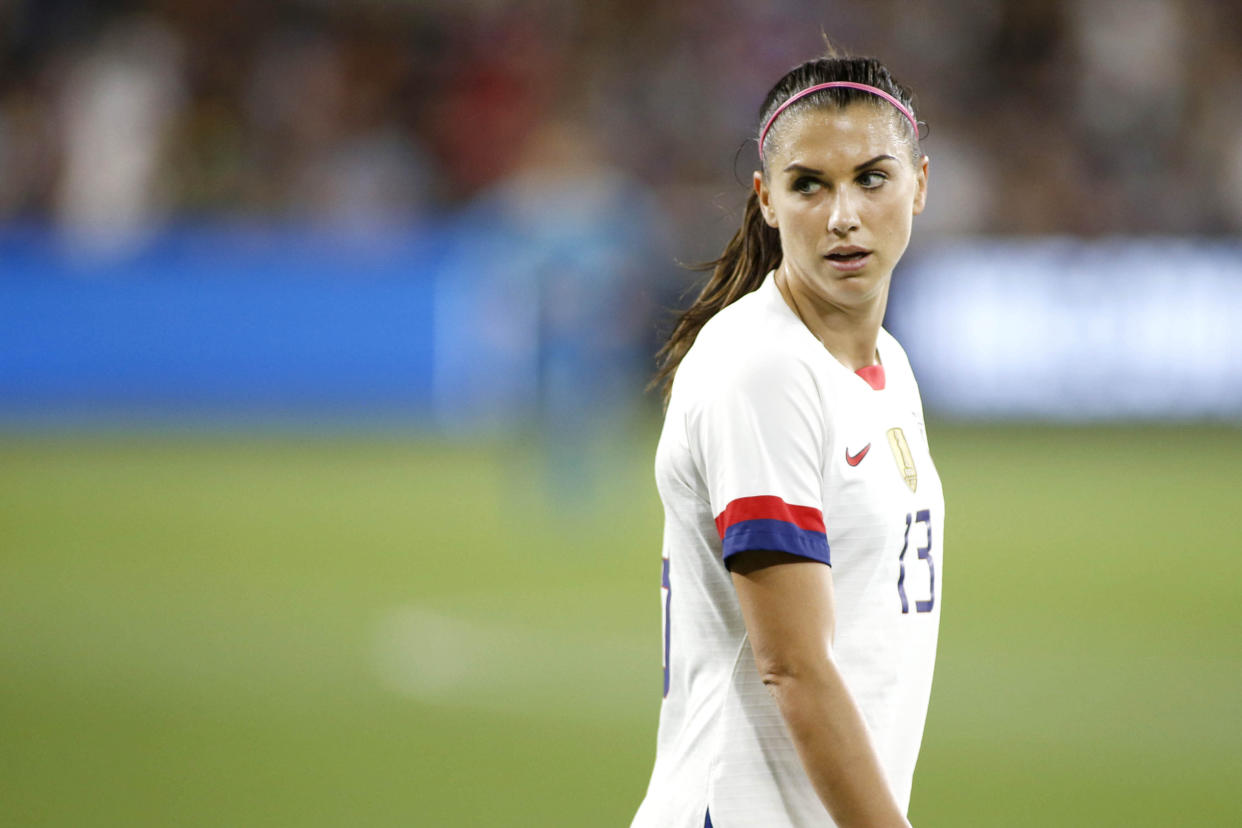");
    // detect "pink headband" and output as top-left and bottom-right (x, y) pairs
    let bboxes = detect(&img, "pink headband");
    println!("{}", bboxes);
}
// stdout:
(758, 81), (918, 162)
